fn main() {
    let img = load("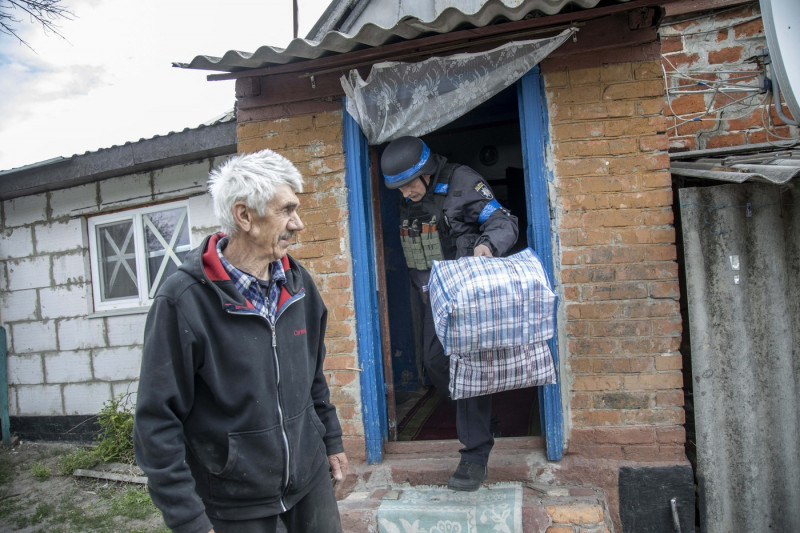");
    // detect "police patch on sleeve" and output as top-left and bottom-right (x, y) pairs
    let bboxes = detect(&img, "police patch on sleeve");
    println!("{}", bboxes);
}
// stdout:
(474, 183), (494, 201)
